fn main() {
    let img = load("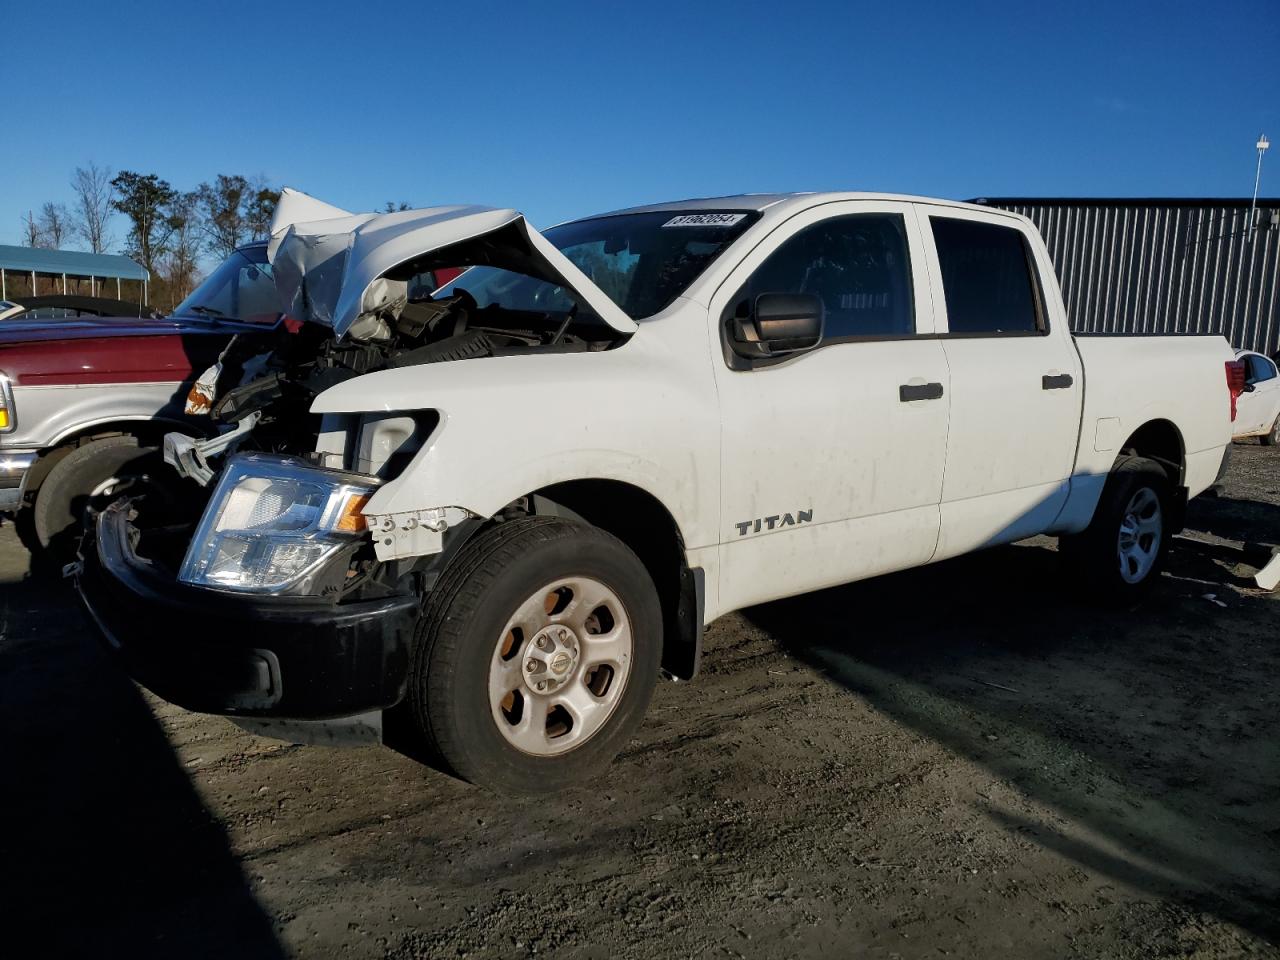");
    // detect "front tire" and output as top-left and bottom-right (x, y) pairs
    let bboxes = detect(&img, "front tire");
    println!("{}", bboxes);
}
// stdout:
(409, 517), (662, 794)
(32, 436), (177, 561)
(1060, 456), (1172, 601)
